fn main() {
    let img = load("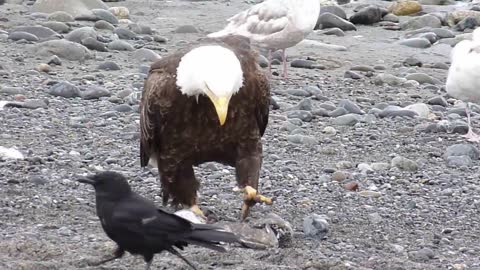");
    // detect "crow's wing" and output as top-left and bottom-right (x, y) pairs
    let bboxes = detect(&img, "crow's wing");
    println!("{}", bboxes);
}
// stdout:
(108, 196), (193, 241)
